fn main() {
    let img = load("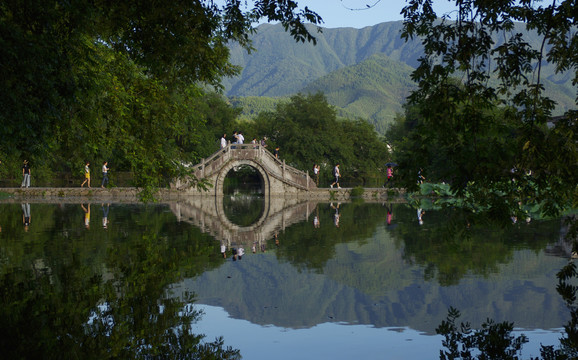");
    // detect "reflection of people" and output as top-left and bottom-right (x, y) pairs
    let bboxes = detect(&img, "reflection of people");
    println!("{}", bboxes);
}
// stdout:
(232, 247), (238, 261)
(313, 215), (320, 228)
(101, 203), (109, 229)
(386, 204), (393, 226)
(274, 233), (279, 247)
(221, 242), (227, 258)
(330, 164), (341, 189)
(331, 202), (341, 227)
(81, 162), (91, 187)
(417, 208), (425, 225)
(238, 246), (245, 260)
(81, 203), (90, 229)
(252, 242), (257, 253)
(101, 161), (109, 188)
(21, 203), (31, 231)
(21, 160), (31, 188)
